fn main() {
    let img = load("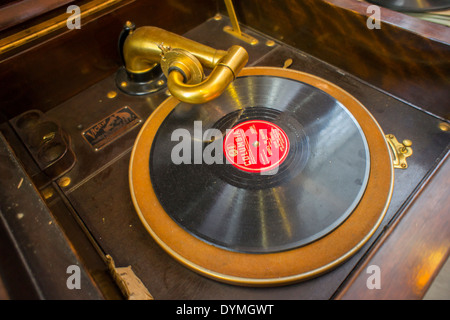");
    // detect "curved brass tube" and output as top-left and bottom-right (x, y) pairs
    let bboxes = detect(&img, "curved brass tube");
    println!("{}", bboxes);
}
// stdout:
(167, 45), (248, 104)
(168, 64), (234, 104)
(122, 26), (248, 104)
